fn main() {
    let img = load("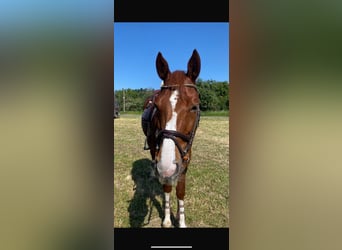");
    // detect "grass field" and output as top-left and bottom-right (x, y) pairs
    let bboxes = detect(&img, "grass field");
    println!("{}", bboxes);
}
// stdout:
(114, 114), (229, 228)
